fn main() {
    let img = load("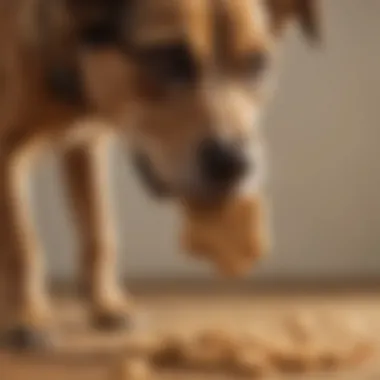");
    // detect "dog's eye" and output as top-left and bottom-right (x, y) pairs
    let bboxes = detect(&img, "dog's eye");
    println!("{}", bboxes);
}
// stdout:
(240, 51), (268, 78)
(137, 44), (197, 84)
